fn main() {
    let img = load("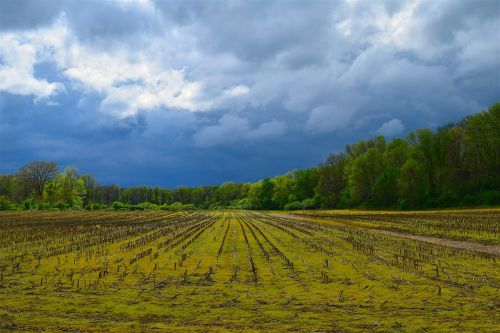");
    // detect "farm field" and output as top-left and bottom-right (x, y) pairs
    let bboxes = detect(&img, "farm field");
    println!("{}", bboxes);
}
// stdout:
(287, 209), (500, 243)
(0, 210), (498, 332)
